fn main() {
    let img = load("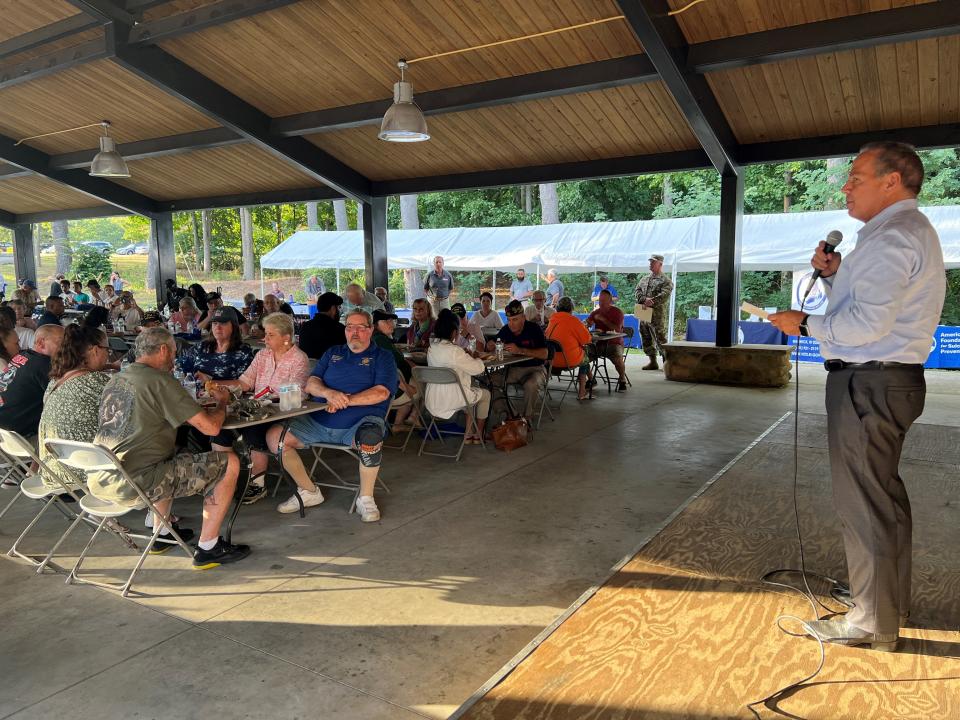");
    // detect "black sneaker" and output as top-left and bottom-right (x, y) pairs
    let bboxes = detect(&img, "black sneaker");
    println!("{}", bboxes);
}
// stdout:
(615, 381), (627, 393)
(192, 538), (251, 569)
(241, 483), (268, 505)
(149, 524), (196, 555)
